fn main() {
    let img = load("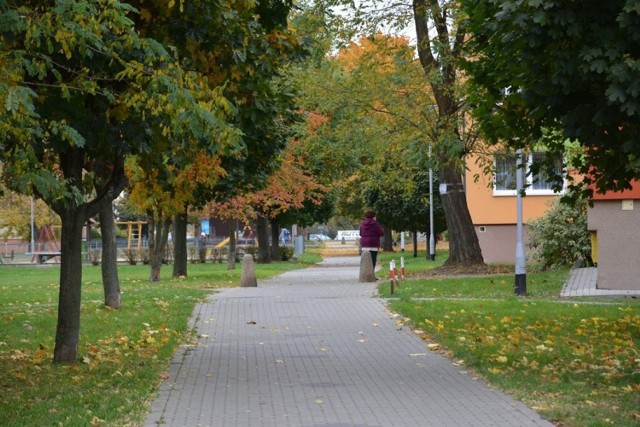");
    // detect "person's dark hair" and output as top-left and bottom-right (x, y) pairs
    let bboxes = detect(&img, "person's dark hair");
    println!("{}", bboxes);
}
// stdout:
(365, 210), (376, 219)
